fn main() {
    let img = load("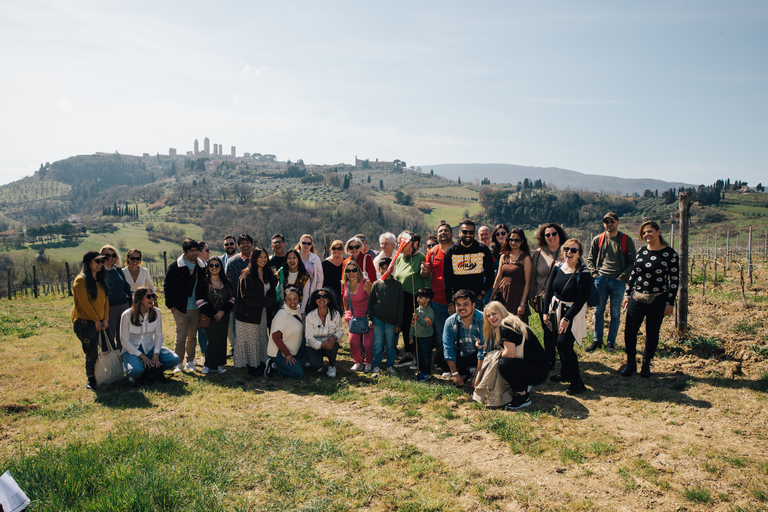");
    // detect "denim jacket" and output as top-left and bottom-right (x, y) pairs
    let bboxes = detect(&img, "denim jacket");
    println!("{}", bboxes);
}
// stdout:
(442, 309), (485, 362)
